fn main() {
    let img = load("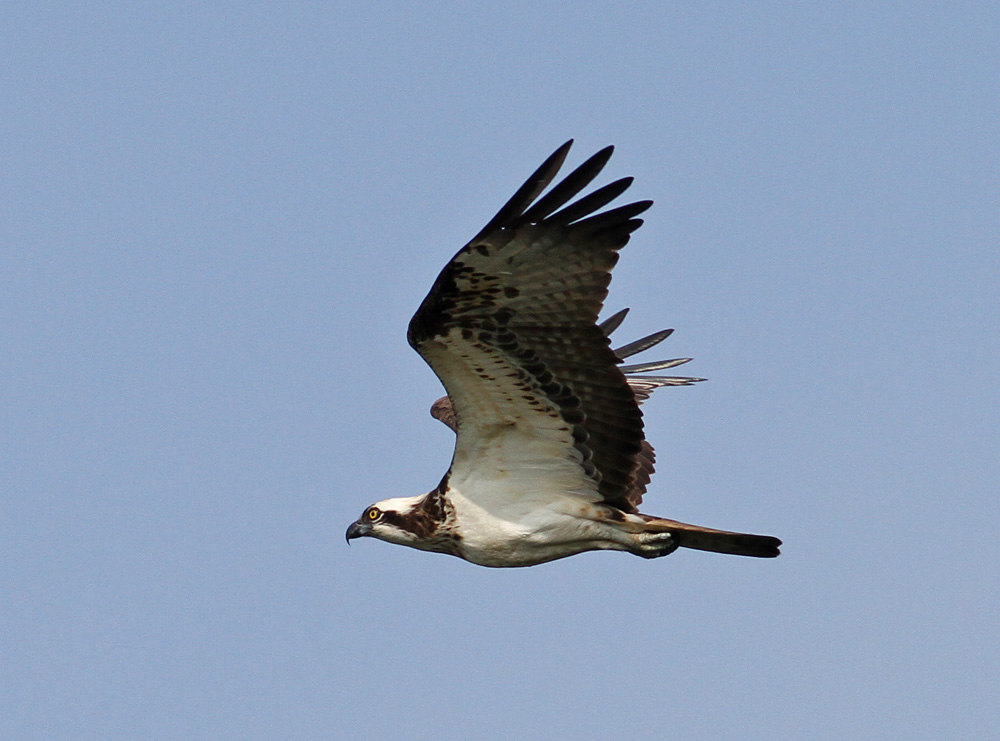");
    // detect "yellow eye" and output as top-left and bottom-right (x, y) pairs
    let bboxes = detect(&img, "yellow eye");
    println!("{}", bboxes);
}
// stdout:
(367, 507), (381, 521)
